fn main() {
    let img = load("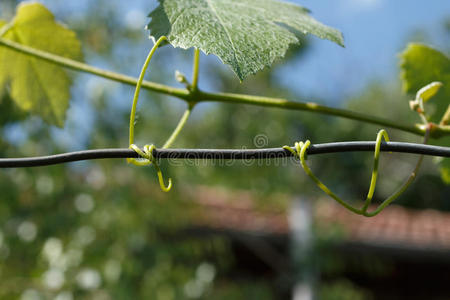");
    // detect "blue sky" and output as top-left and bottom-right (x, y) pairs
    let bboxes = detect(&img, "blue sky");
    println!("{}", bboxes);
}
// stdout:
(2, 0), (450, 148)
(43, 0), (449, 103)
(276, 0), (450, 103)
(24, 0), (450, 105)
(4, 0), (450, 101)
